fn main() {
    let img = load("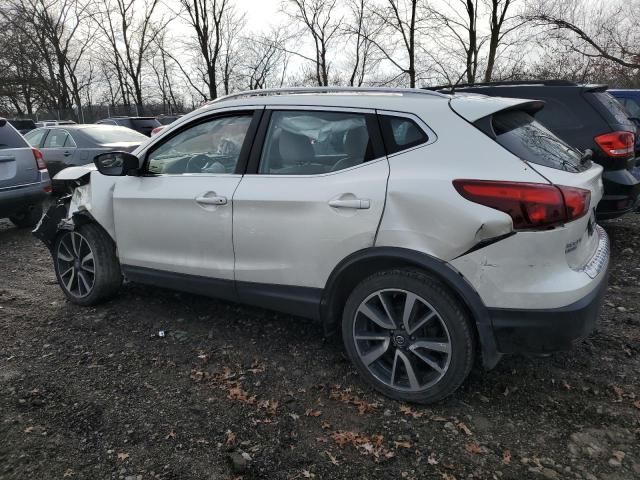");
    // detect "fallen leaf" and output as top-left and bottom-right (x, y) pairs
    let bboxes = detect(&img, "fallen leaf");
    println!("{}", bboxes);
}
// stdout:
(427, 453), (438, 465)
(399, 405), (424, 419)
(321, 421), (332, 430)
(225, 430), (237, 446)
(456, 422), (472, 436)
(23, 426), (35, 433)
(305, 409), (322, 417)
(324, 450), (339, 465)
(165, 430), (176, 440)
(117, 452), (129, 461)
(562, 380), (572, 390)
(503, 449), (511, 465)
(63, 469), (74, 477)
(289, 413), (300, 421)
(394, 440), (412, 449)
(612, 384), (624, 401)
(465, 442), (482, 454)
(227, 385), (257, 405)
(441, 474), (457, 480)
(302, 469), (314, 478)
(634, 400), (640, 410)
(612, 451), (625, 462)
